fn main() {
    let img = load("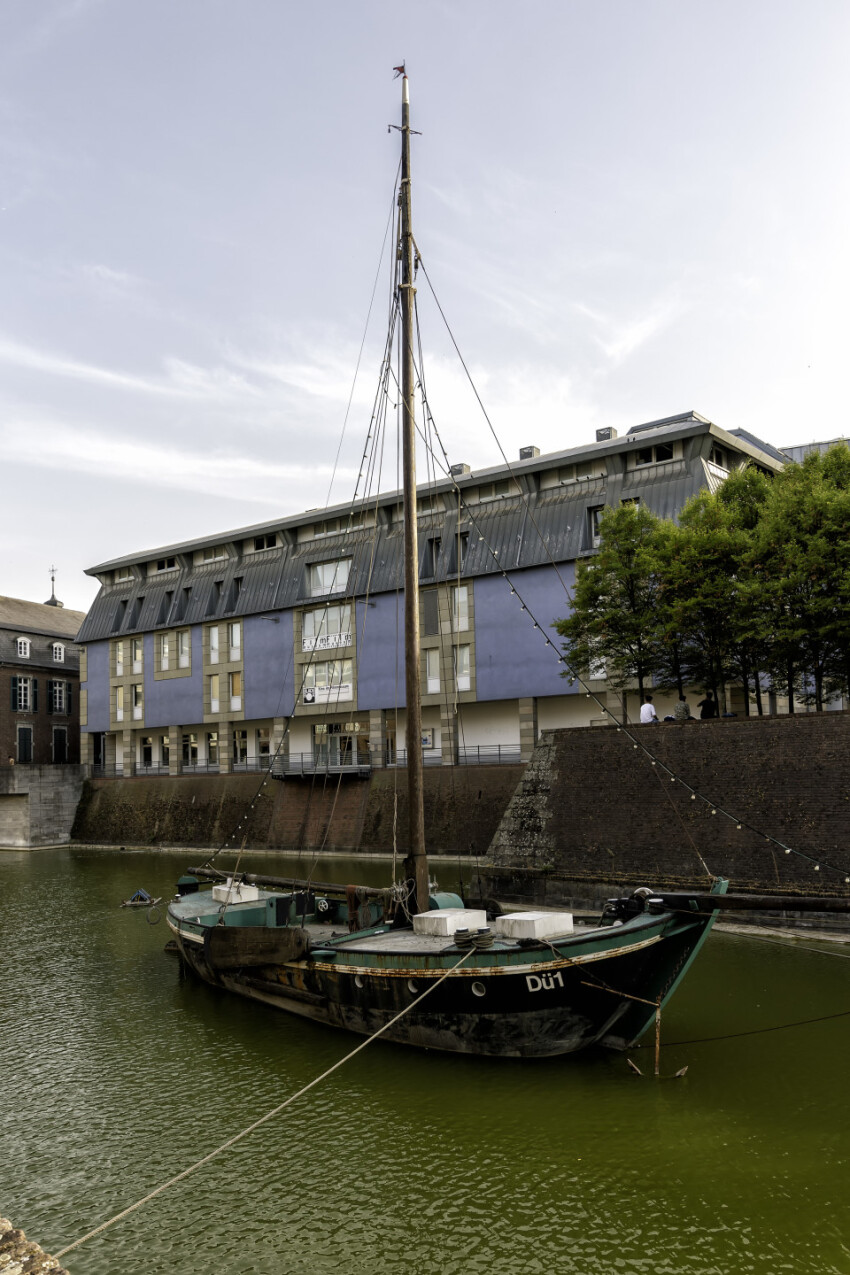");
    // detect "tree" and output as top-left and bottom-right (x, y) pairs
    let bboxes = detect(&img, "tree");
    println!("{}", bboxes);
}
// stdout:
(555, 504), (664, 720)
